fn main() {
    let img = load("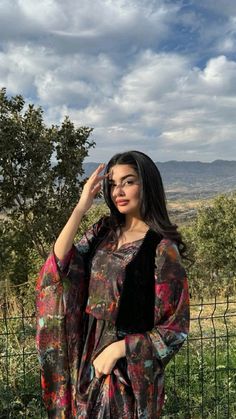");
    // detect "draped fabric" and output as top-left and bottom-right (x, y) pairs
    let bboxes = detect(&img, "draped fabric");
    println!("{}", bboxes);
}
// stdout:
(36, 218), (190, 418)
